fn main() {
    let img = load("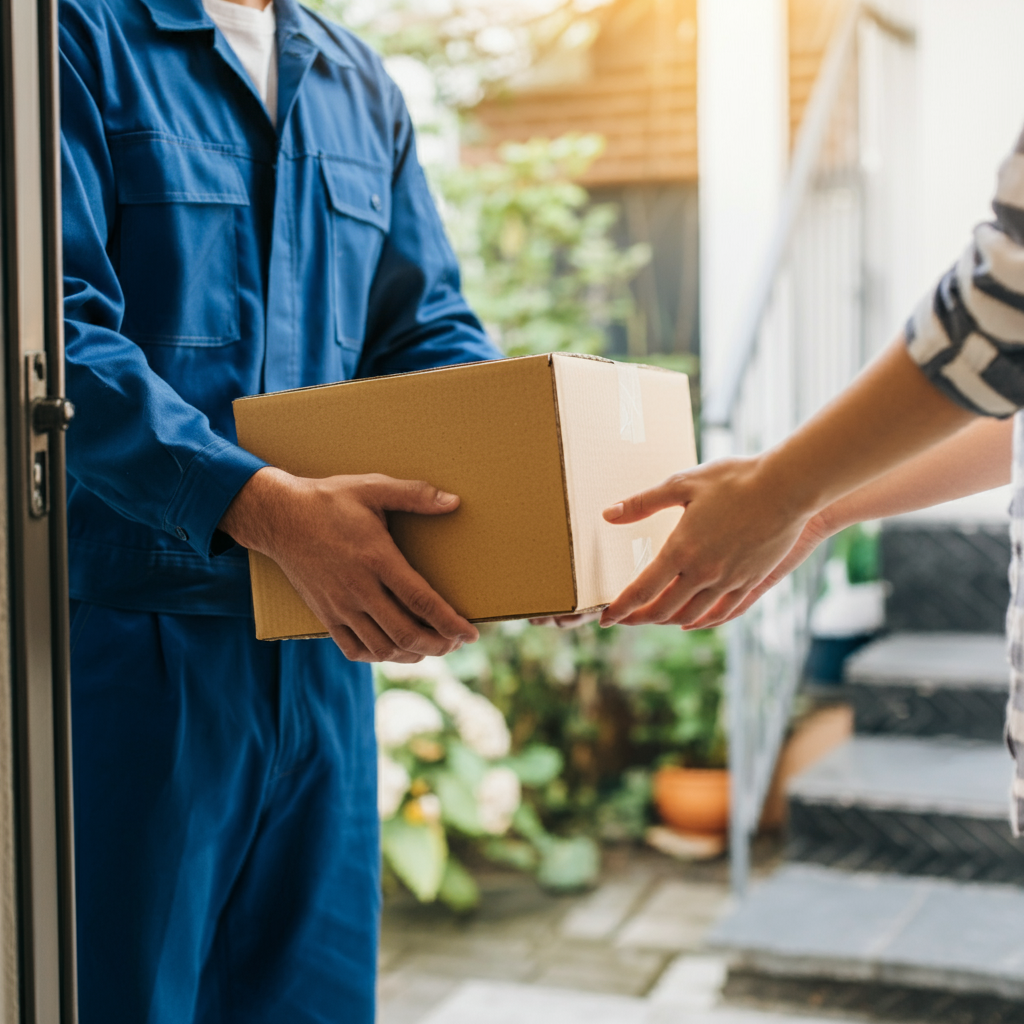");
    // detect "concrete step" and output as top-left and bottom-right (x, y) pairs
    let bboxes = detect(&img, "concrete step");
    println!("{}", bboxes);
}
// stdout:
(413, 974), (861, 1024)
(707, 863), (1024, 1002)
(786, 735), (1024, 882)
(839, 632), (1008, 741)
